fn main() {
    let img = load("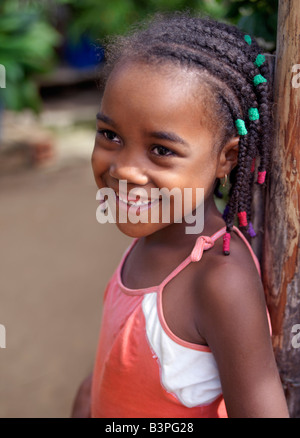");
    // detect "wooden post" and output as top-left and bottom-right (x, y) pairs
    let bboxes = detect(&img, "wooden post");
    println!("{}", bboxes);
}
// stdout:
(263, 0), (300, 418)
